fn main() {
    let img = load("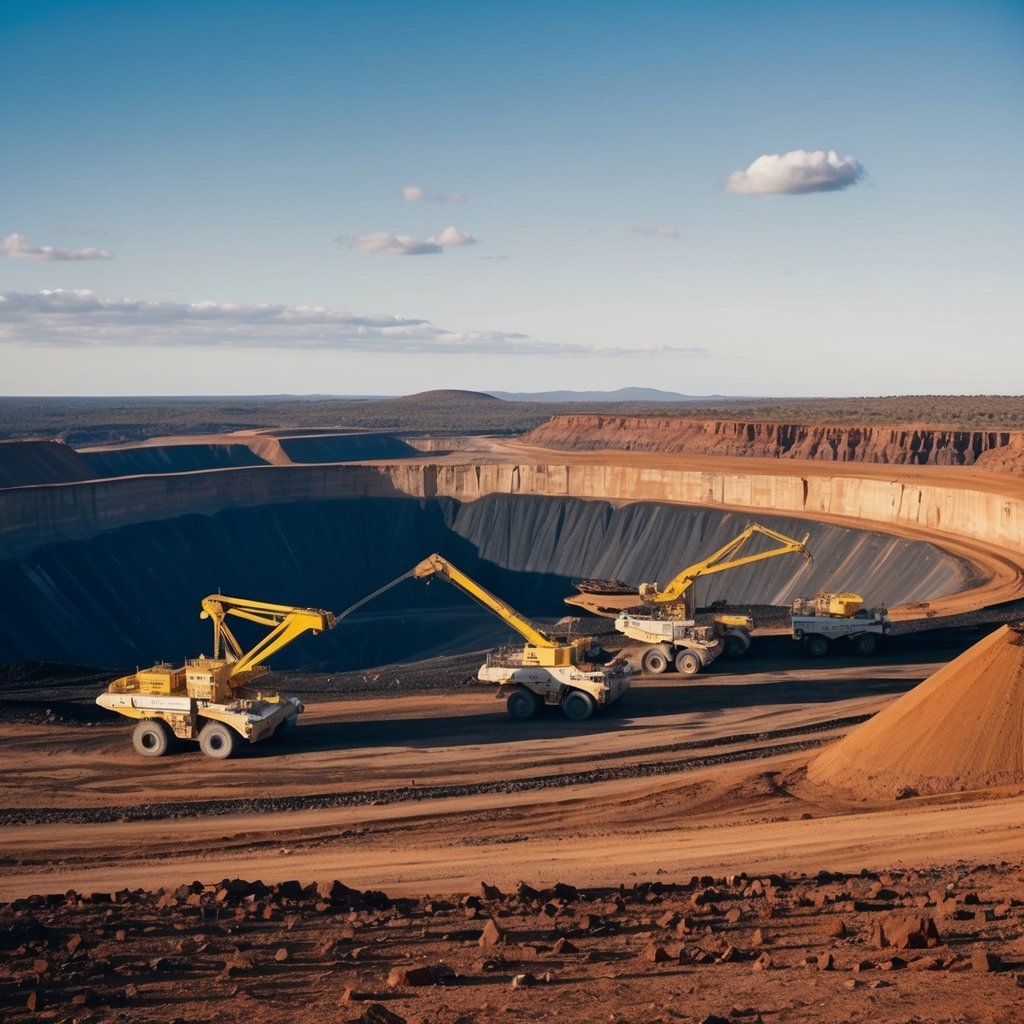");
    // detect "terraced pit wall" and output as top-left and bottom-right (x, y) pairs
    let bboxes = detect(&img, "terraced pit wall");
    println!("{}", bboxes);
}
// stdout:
(0, 454), (1020, 670)
(2, 459), (1022, 561)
